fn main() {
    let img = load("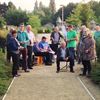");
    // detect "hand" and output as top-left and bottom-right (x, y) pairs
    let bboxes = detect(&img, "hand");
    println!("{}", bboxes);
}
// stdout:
(20, 42), (25, 44)
(85, 50), (89, 53)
